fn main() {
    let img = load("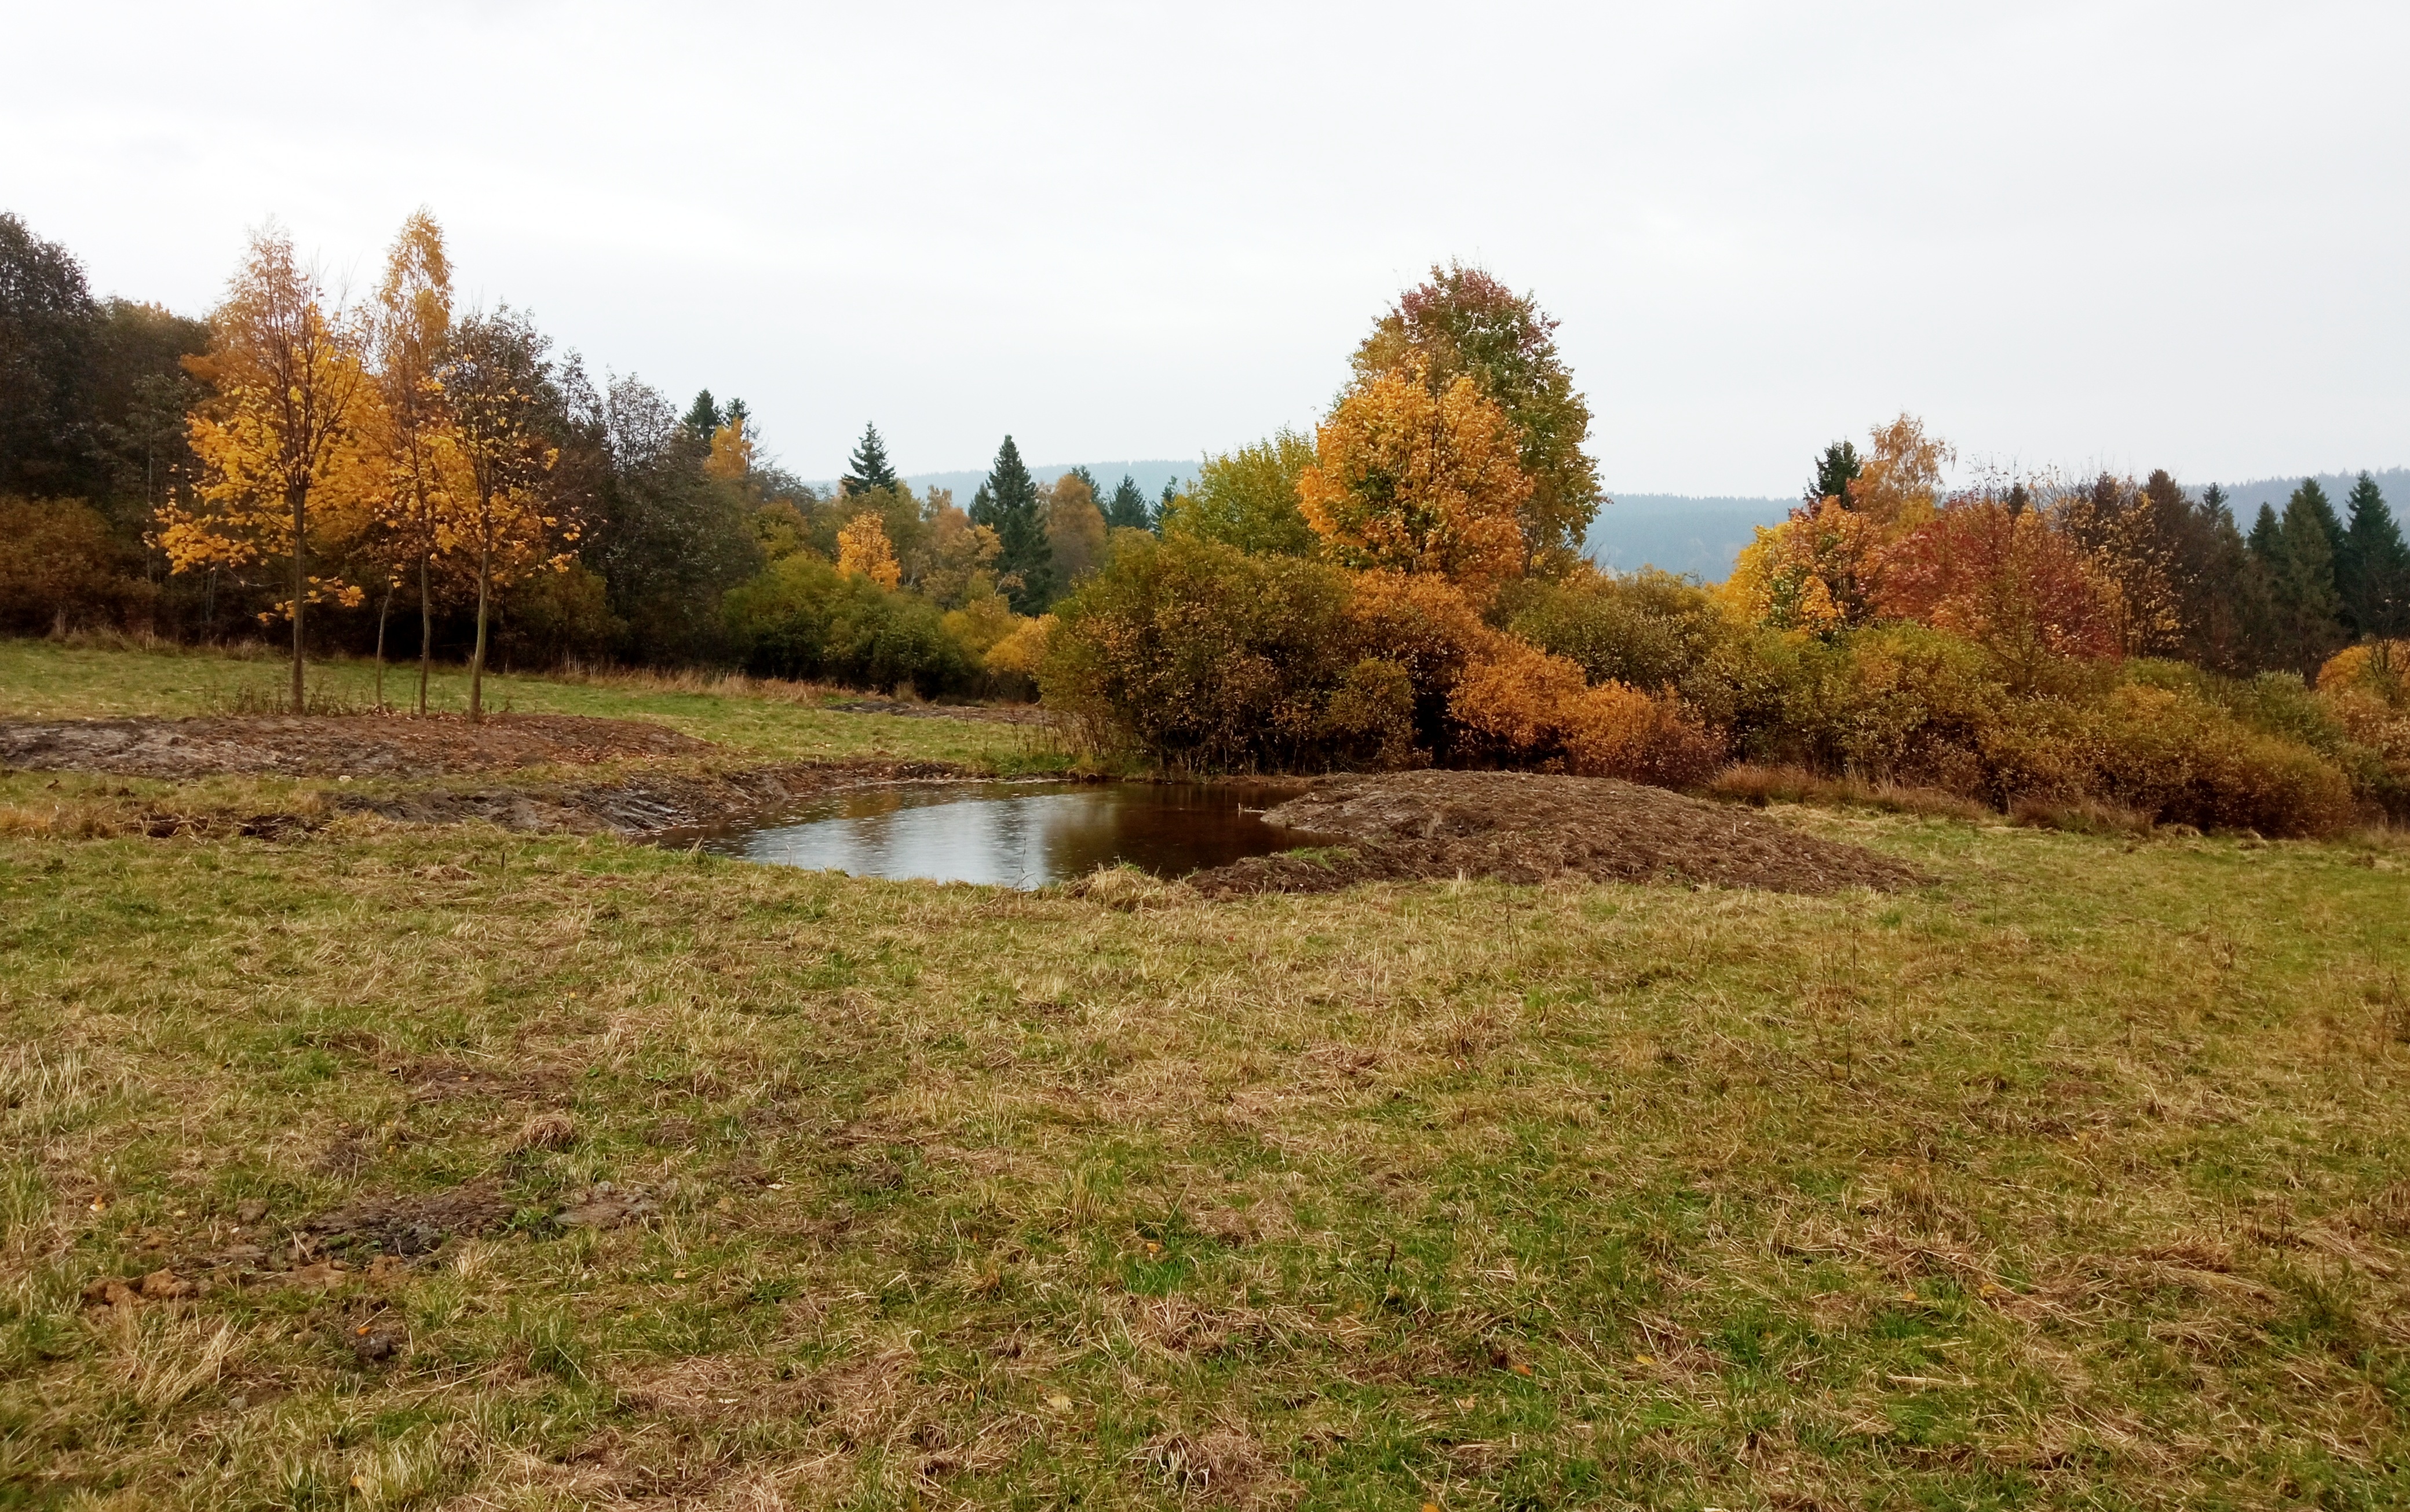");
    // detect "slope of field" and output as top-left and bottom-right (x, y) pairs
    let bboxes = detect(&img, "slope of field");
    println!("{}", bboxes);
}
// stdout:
(2, 640), (2406, 1509)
